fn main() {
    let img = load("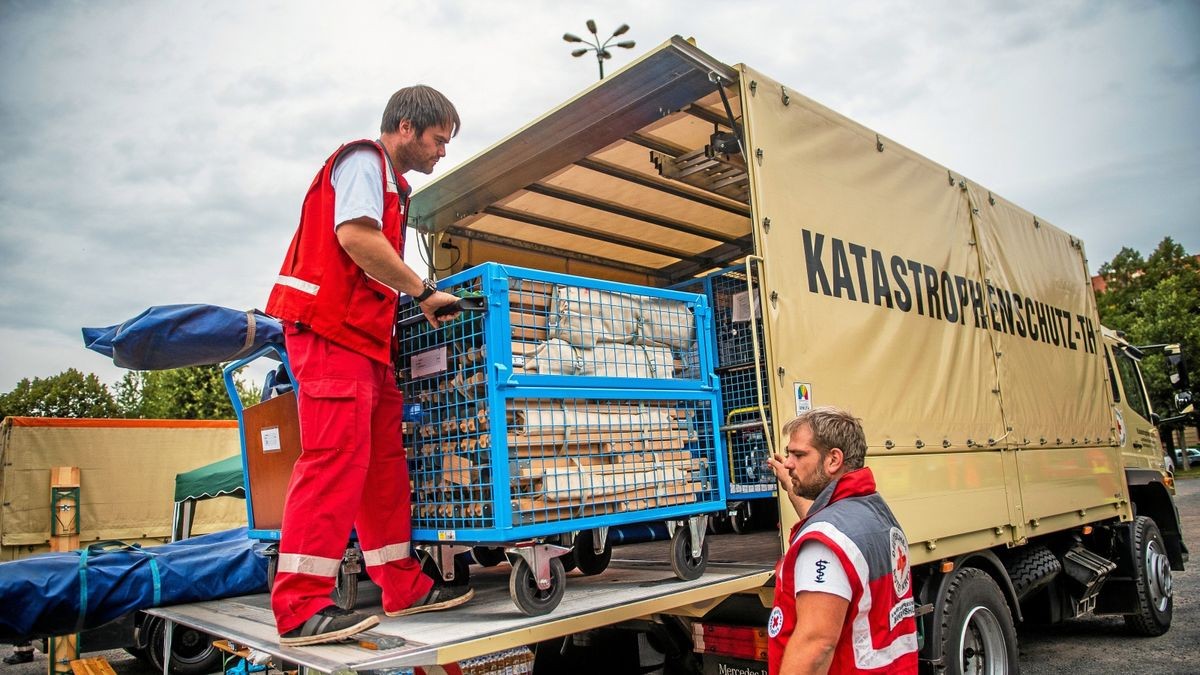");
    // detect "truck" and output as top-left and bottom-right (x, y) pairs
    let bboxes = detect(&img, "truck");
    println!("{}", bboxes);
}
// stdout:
(0, 417), (246, 560)
(146, 36), (1188, 674)
(0, 417), (247, 673)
